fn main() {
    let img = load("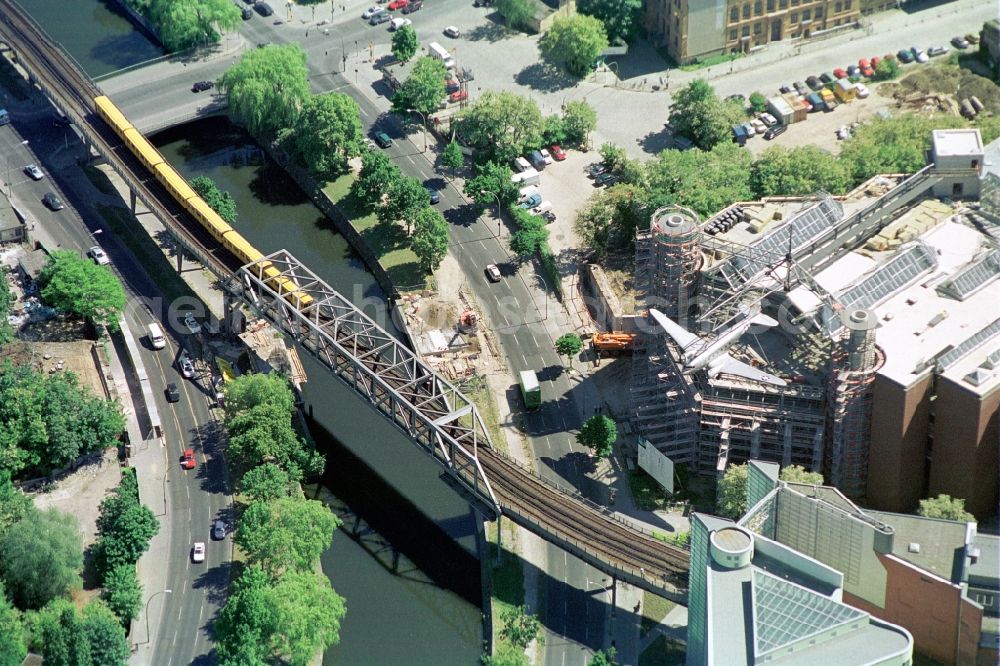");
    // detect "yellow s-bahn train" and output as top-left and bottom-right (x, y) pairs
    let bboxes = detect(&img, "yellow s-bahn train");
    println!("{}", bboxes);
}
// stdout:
(94, 95), (313, 310)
